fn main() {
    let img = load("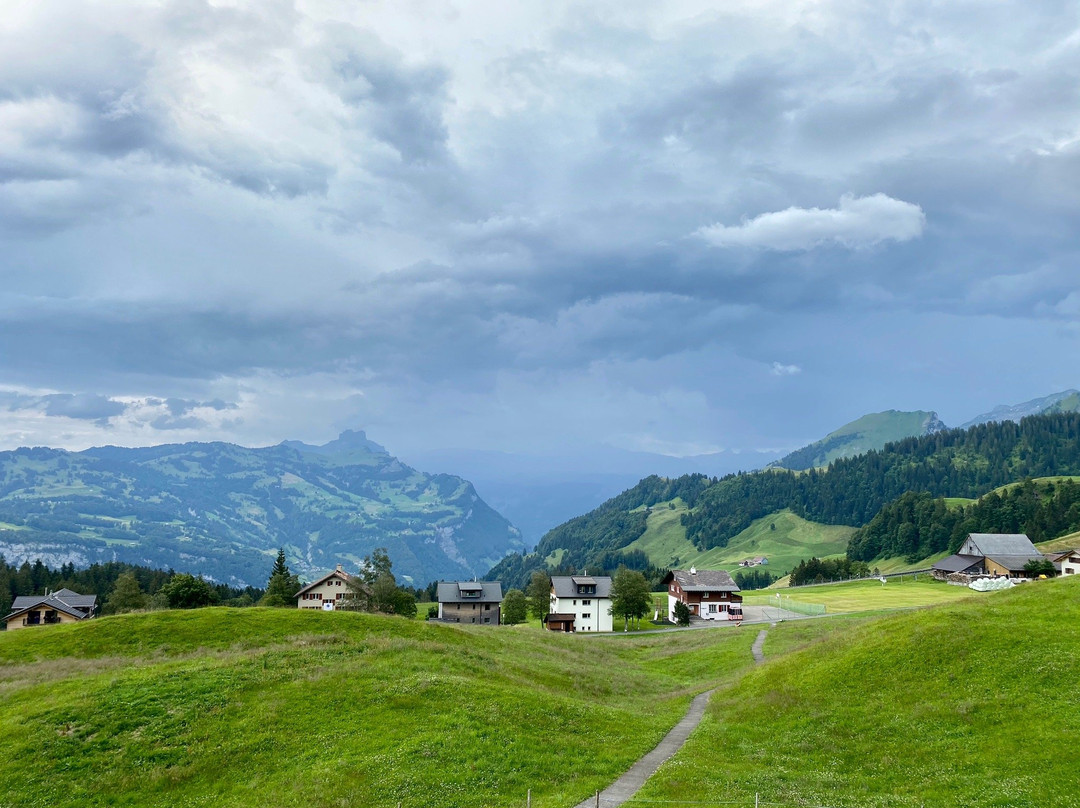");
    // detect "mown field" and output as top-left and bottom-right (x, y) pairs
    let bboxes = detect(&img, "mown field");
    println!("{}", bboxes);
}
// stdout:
(626, 505), (853, 575)
(1, 607), (858, 808)
(633, 575), (1080, 807)
(744, 577), (977, 613)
